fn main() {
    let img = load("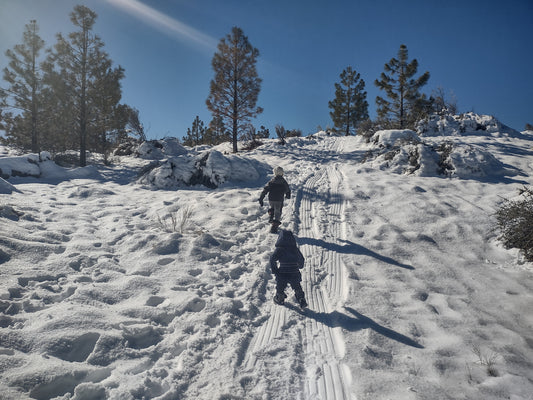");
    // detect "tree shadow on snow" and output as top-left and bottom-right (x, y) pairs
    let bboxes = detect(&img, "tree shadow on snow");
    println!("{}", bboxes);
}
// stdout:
(286, 304), (423, 349)
(299, 237), (414, 270)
